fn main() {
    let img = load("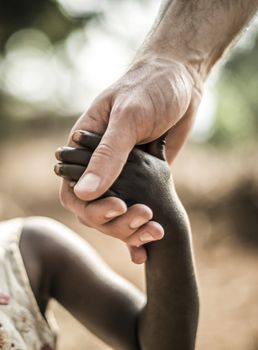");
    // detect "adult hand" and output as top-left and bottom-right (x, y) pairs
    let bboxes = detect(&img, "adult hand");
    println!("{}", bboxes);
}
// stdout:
(59, 56), (202, 263)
